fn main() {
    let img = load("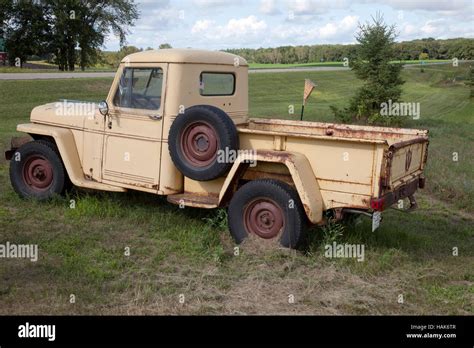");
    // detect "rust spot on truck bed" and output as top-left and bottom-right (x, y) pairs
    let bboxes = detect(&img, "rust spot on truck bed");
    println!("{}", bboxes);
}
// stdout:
(255, 149), (292, 162)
